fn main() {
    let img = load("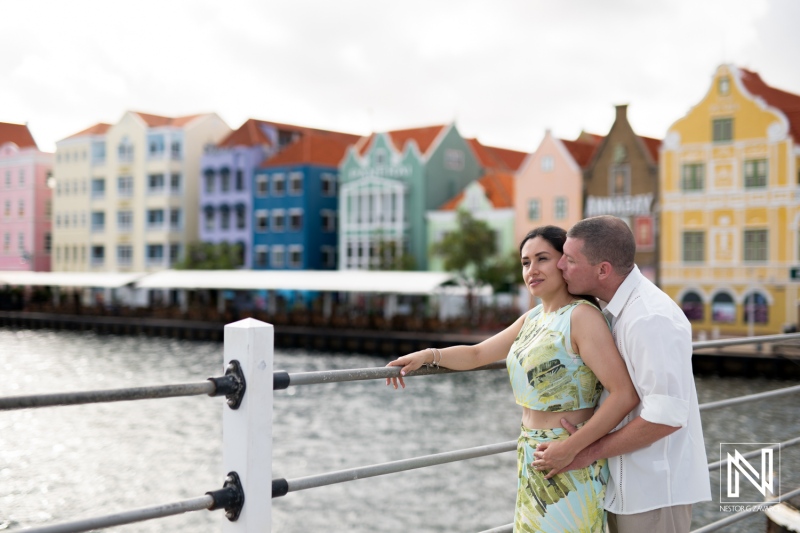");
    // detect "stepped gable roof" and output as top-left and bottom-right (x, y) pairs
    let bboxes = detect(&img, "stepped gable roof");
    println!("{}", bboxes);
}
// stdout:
(63, 122), (112, 140)
(439, 171), (515, 211)
(0, 122), (38, 149)
(131, 111), (204, 128)
(560, 132), (603, 168)
(640, 136), (662, 163)
(358, 124), (447, 157)
(260, 131), (357, 168)
(740, 68), (800, 142)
